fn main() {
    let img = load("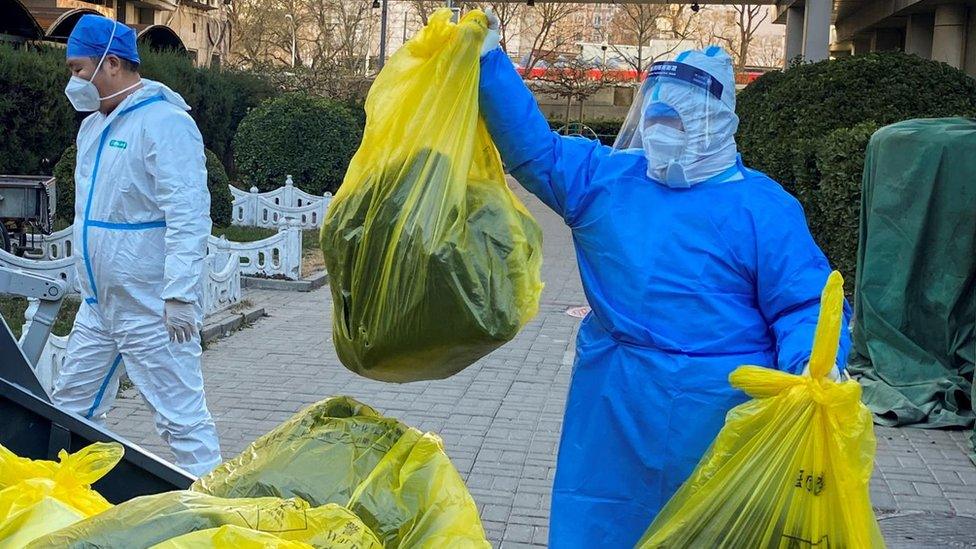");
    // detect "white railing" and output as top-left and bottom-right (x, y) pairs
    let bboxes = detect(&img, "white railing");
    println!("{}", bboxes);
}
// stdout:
(205, 251), (243, 314)
(230, 176), (332, 229)
(207, 223), (303, 281)
(0, 248), (242, 317)
(19, 253), (244, 395)
(23, 225), (75, 261)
